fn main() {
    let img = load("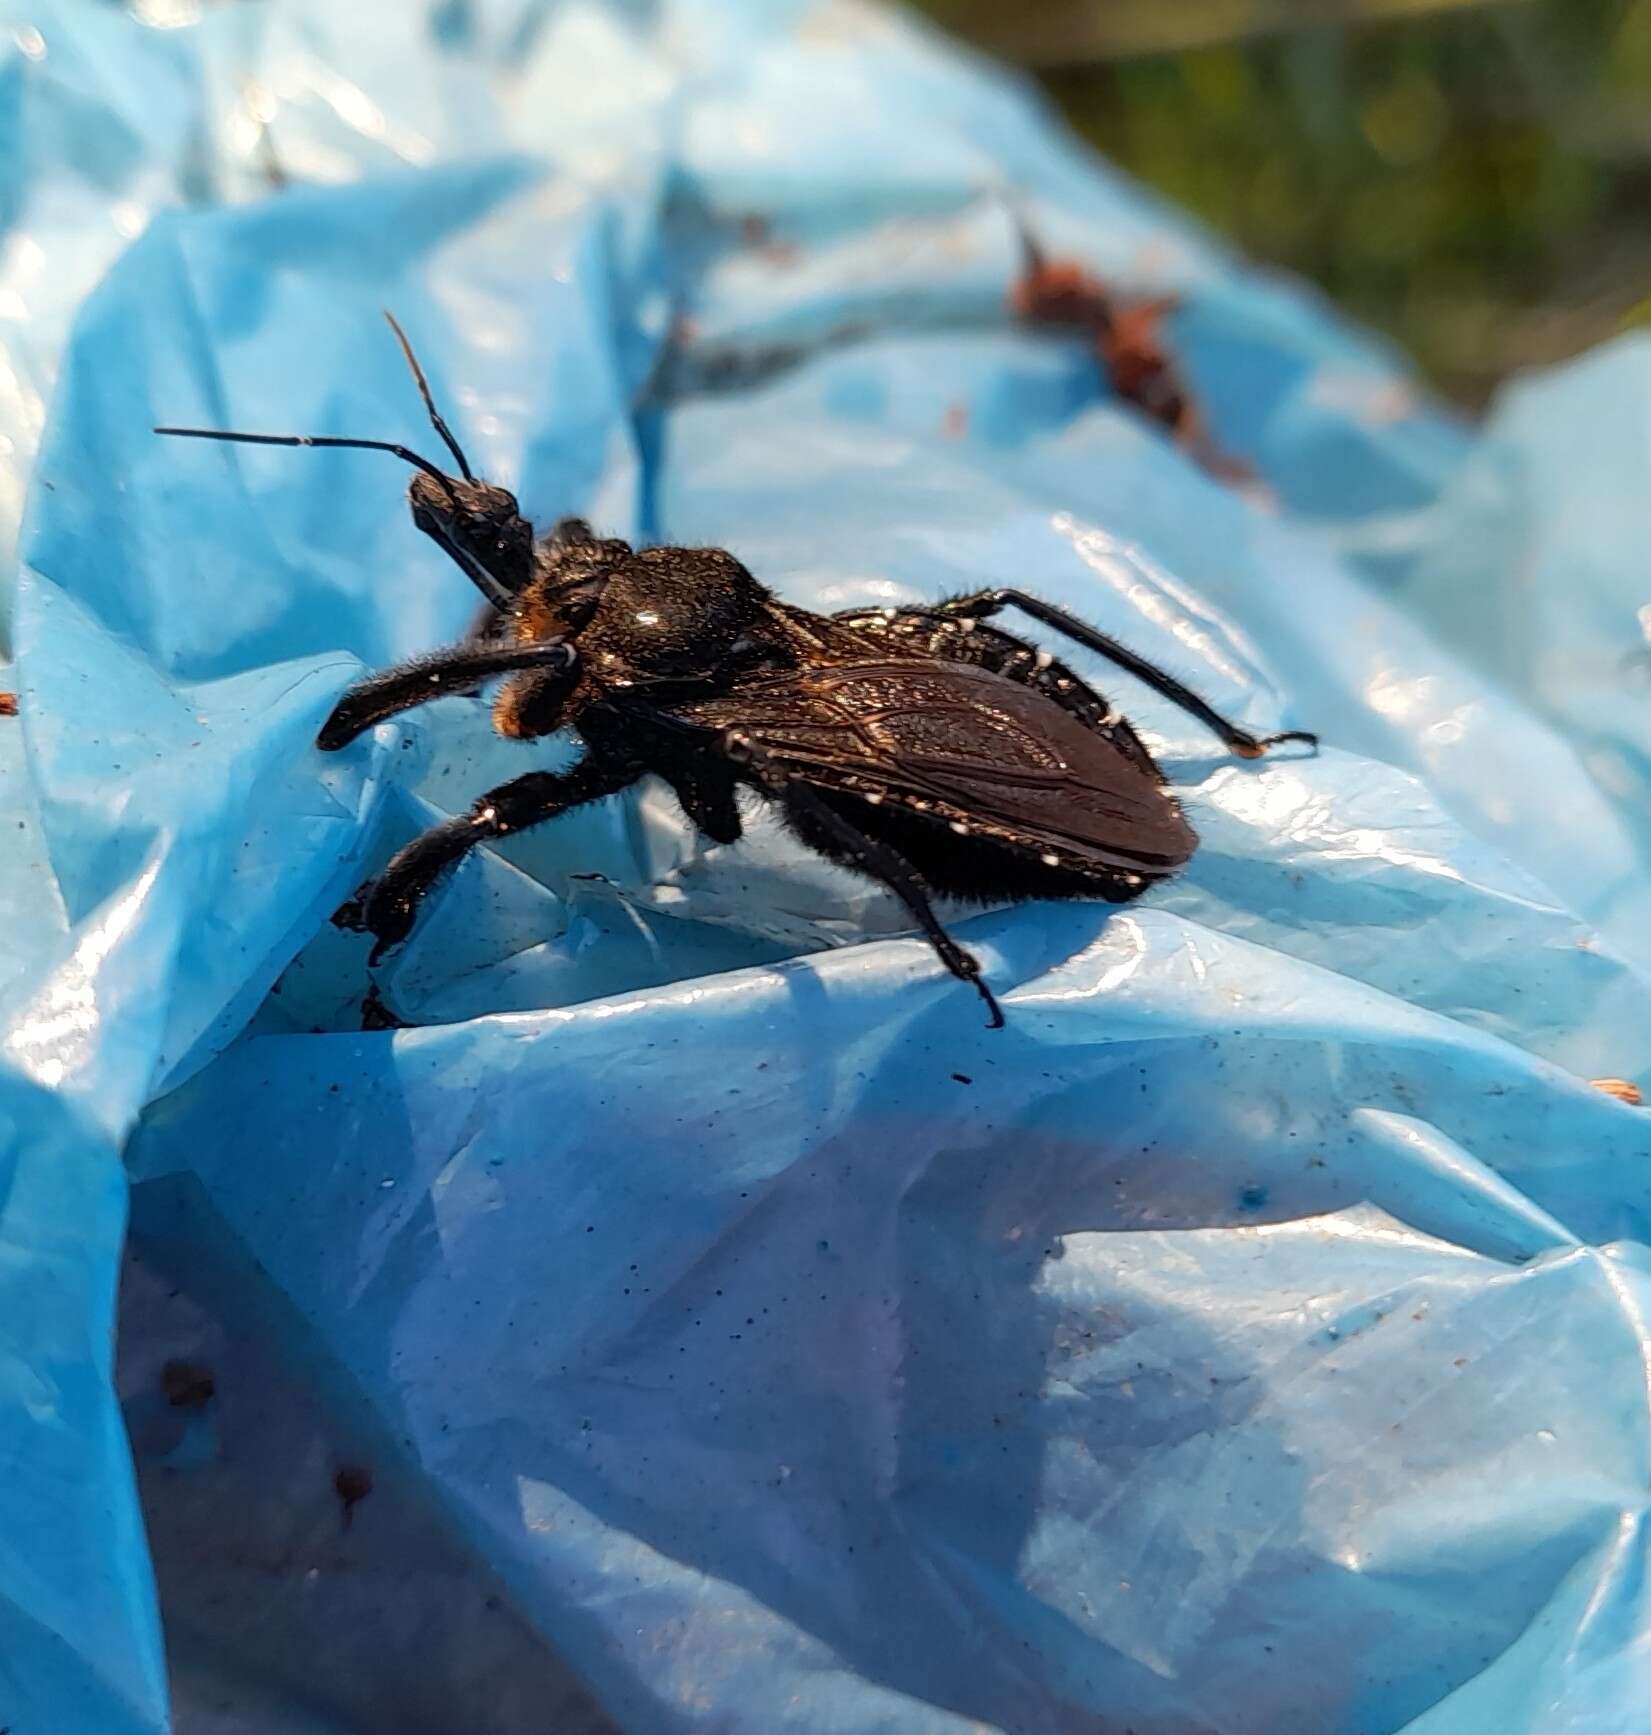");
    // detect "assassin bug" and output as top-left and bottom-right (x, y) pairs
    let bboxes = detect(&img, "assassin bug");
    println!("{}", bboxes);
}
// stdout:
(1006, 204), (1253, 488)
(157, 316), (1315, 1027)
